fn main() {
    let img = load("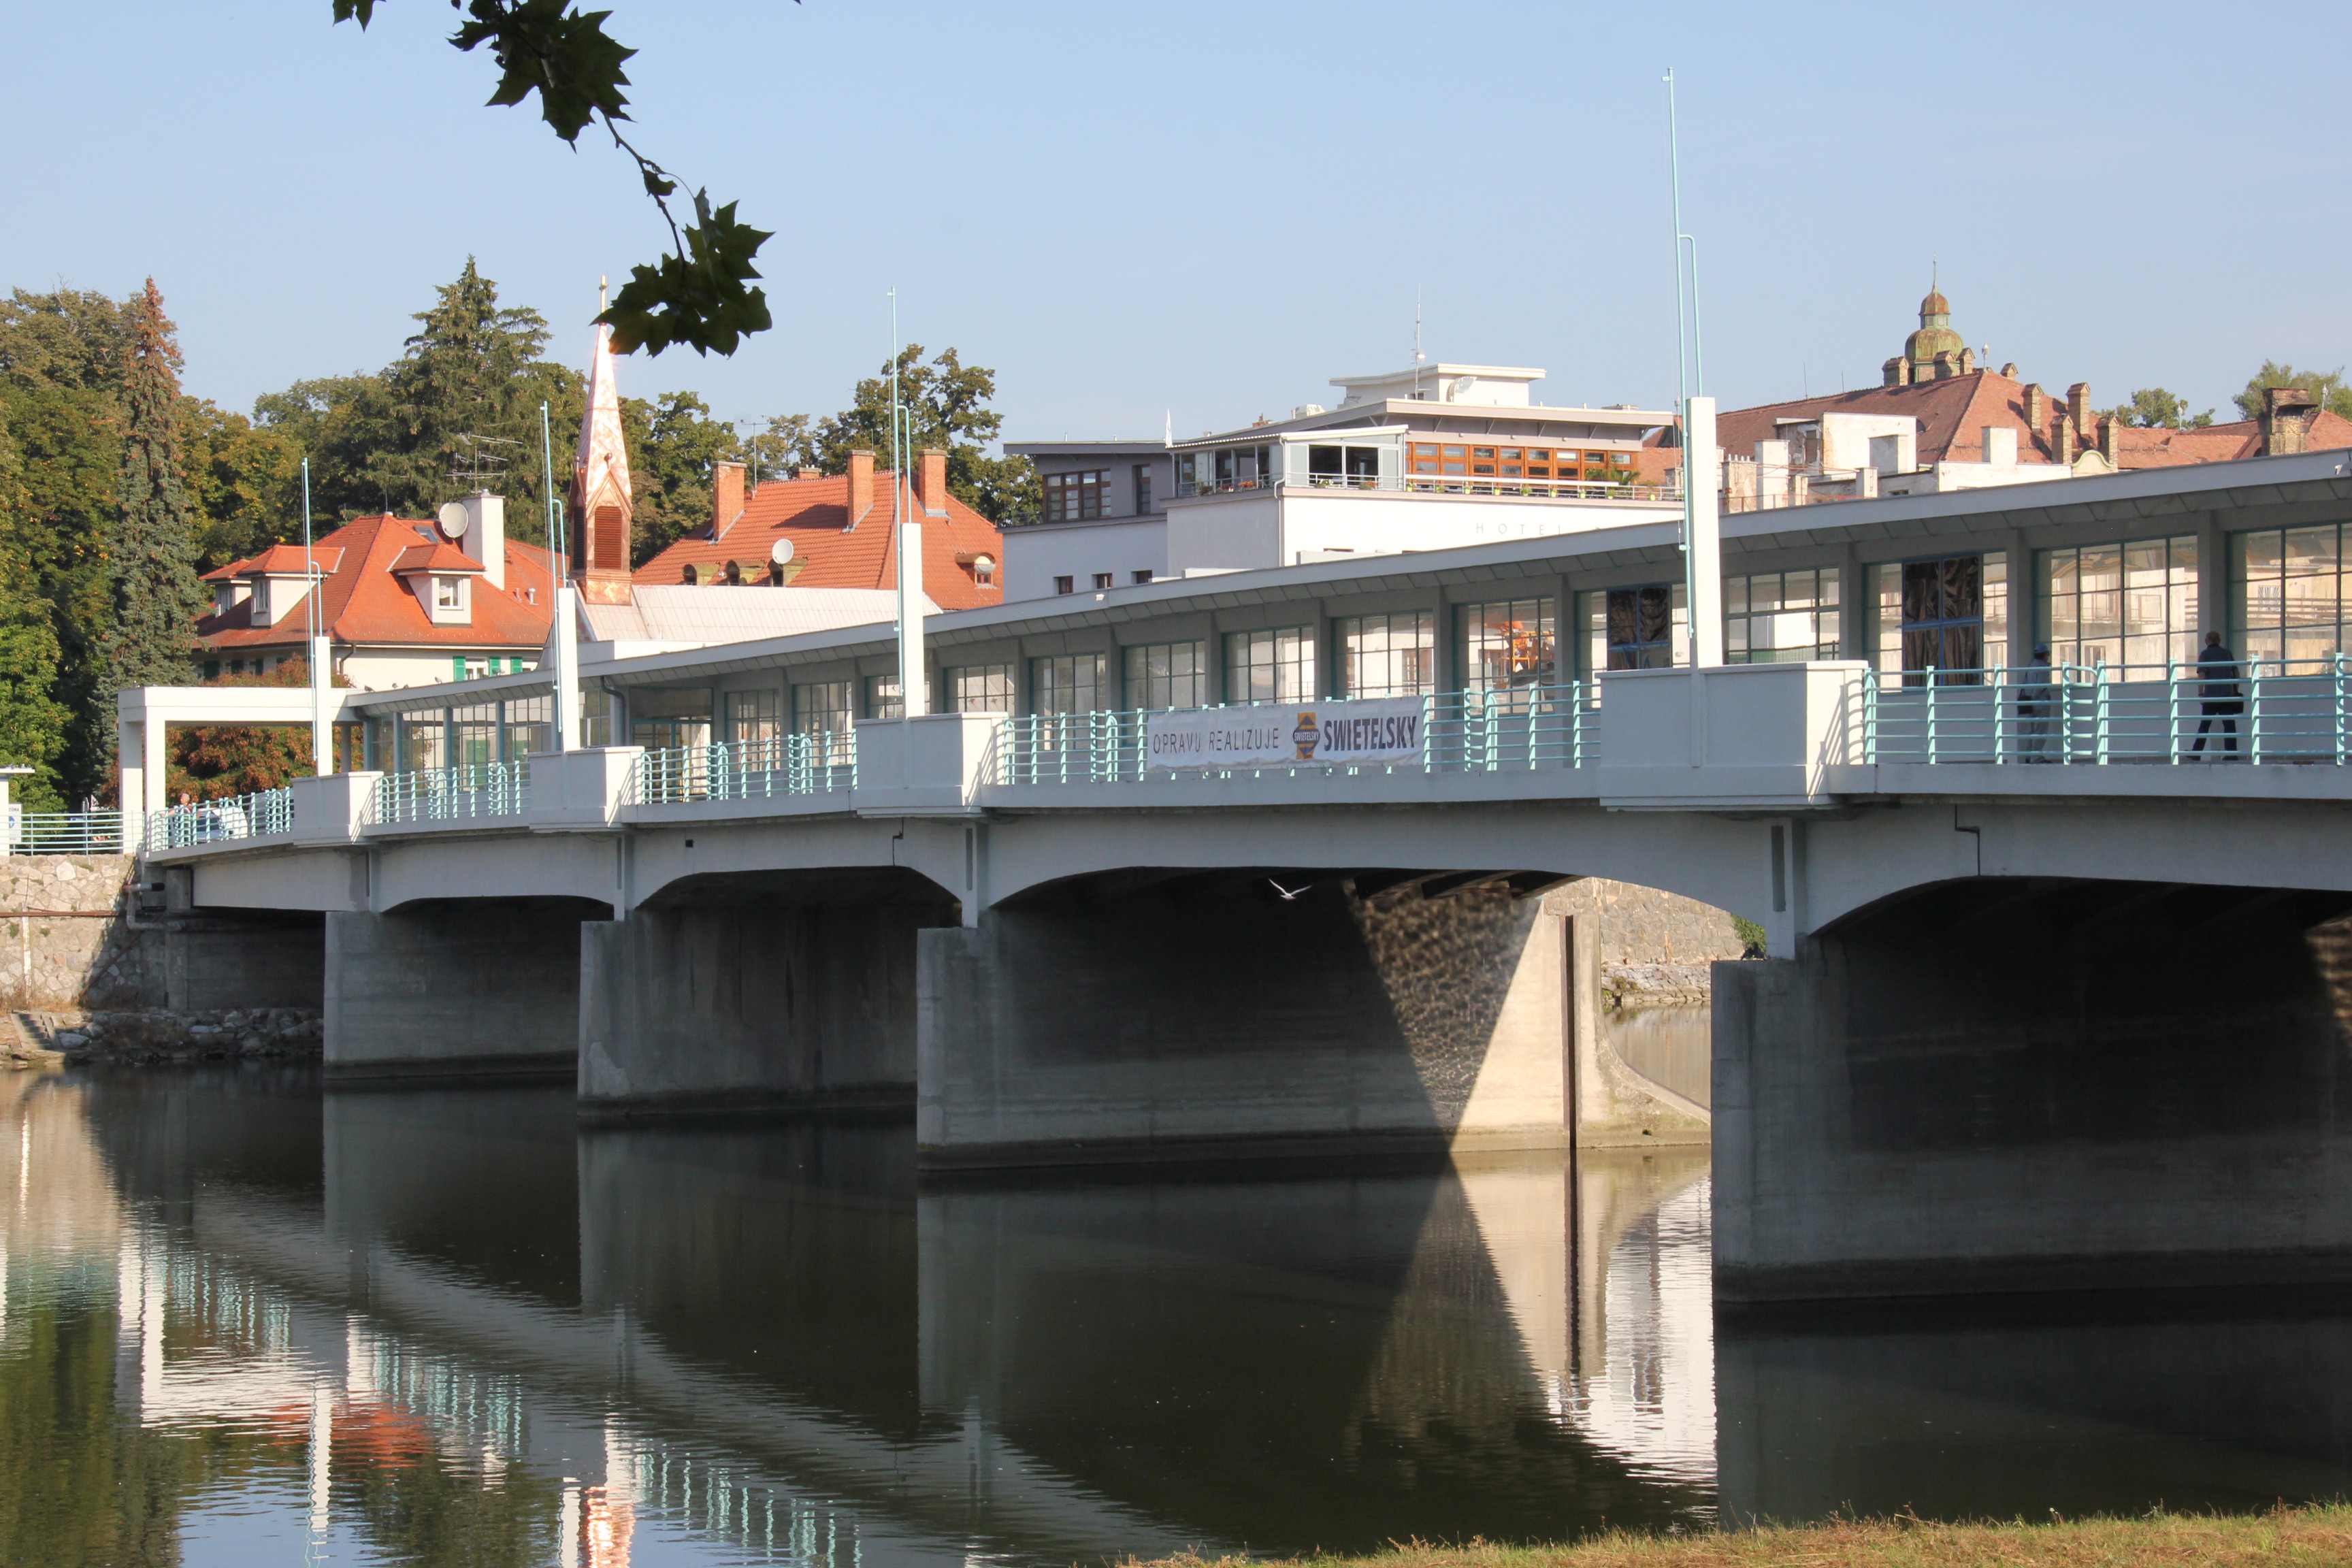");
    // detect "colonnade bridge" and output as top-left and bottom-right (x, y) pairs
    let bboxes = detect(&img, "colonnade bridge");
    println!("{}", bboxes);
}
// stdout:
(119, 448), (2352, 1305)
